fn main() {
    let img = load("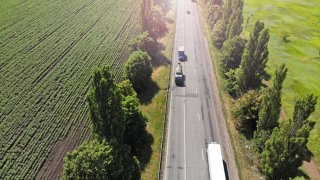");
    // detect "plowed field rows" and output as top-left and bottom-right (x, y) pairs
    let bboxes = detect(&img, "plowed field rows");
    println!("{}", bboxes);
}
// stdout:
(0, 0), (141, 178)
